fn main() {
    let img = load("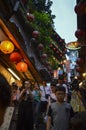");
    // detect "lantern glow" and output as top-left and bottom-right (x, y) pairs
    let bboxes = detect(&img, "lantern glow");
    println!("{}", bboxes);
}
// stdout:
(16, 61), (28, 72)
(9, 52), (22, 63)
(0, 40), (14, 54)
